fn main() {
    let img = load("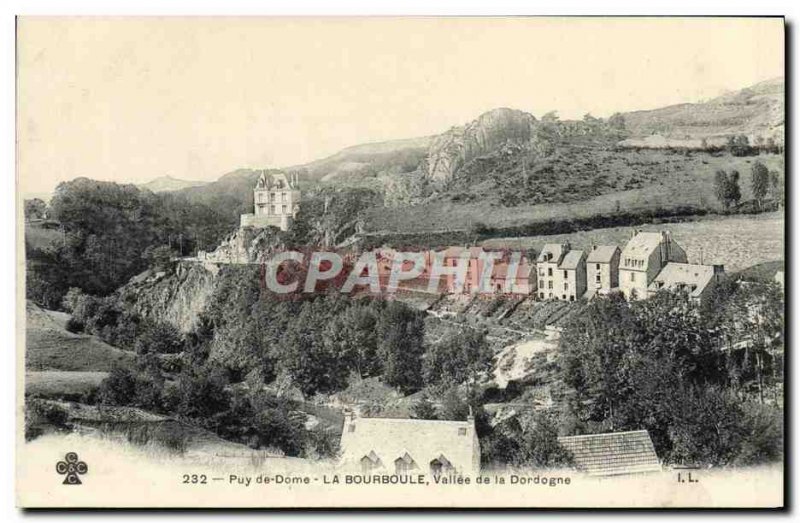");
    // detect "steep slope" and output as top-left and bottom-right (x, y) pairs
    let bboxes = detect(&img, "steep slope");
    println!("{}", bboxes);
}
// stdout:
(426, 108), (537, 183)
(26, 300), (136, 372)
(118, 264), (219, 332)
